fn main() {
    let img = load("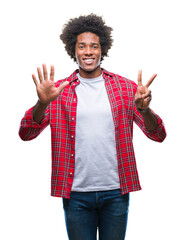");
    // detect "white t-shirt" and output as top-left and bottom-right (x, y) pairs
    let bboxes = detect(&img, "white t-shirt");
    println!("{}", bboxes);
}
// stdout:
(71, 73), (120, 192)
